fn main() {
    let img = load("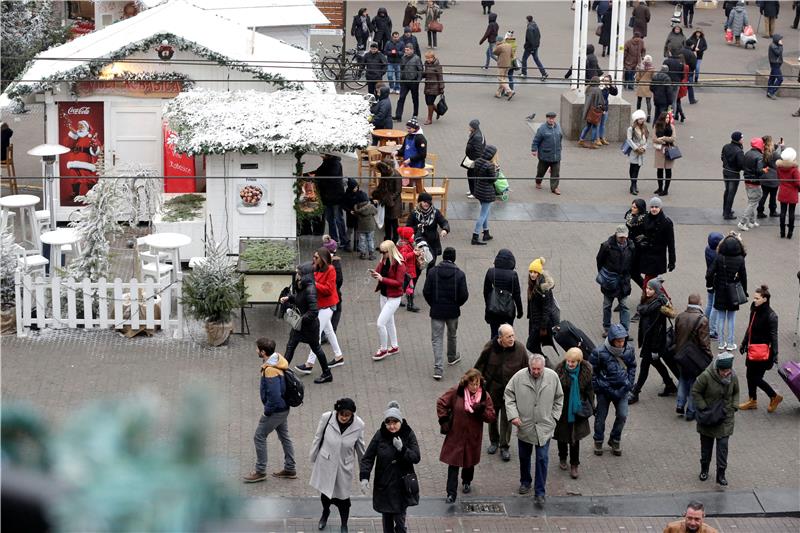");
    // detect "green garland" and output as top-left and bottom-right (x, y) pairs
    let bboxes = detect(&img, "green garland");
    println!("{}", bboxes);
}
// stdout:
(292, 151), (324, 222)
